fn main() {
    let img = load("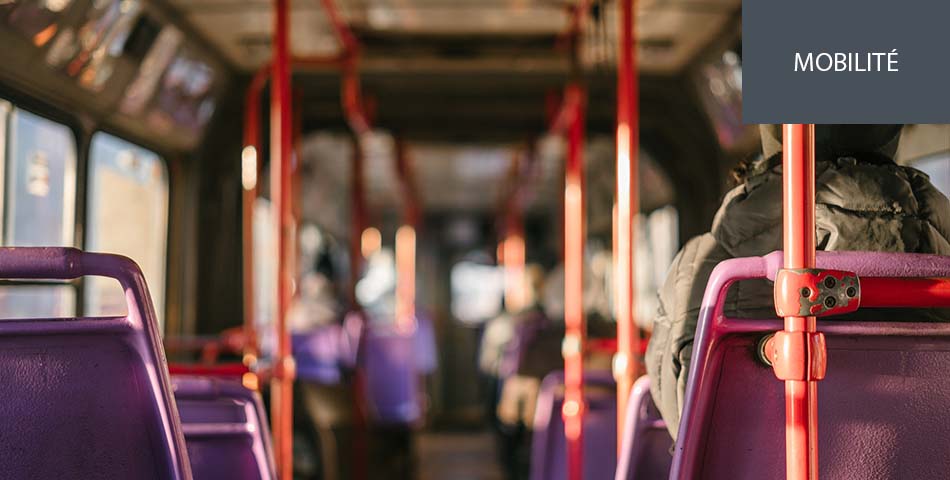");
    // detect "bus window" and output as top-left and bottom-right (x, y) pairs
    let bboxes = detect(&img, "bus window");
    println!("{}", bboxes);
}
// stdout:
(254, 198), (276, 356)
(357, 246), (399, 326)
(451, 260), (504, 325)
(914, 153), (950, 198)
(5, 108), (76, 246)
(0, 105), (77, 318)
(84, 132), (168, 325)
(635, 205), (679, 328)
